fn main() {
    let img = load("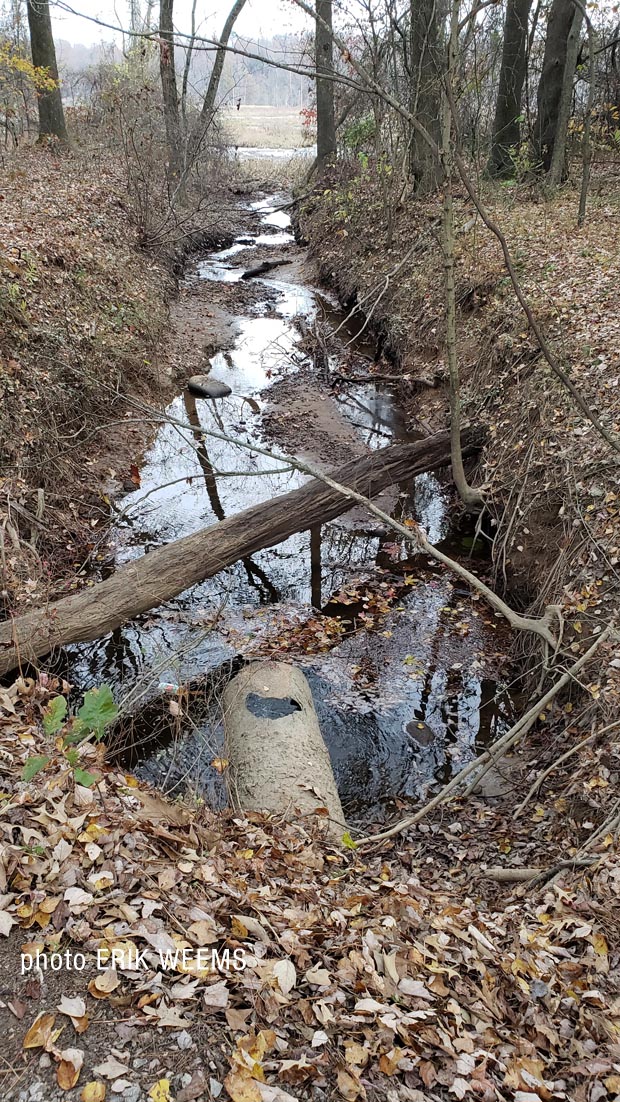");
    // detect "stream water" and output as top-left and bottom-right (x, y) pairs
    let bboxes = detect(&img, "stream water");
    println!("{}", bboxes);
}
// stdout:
(64, 193), (513, 822)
